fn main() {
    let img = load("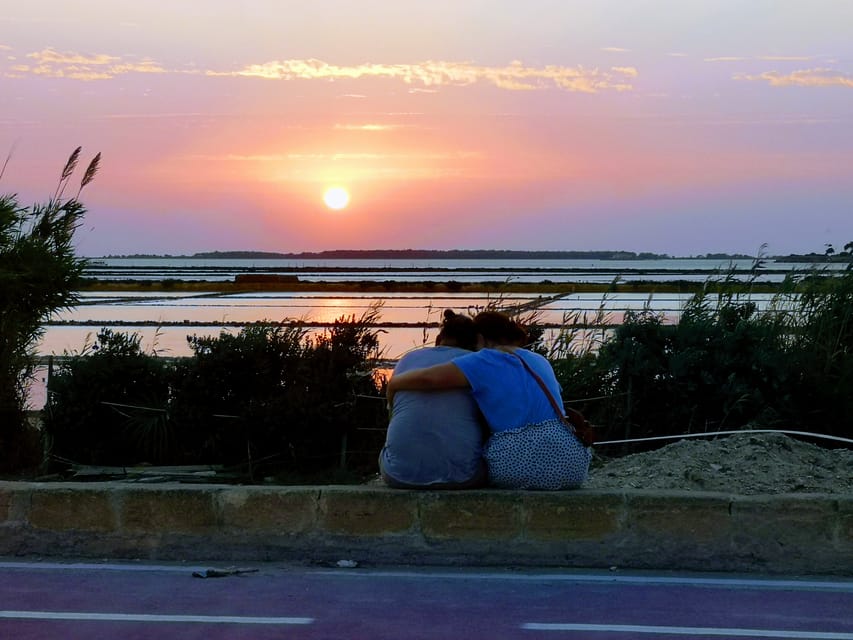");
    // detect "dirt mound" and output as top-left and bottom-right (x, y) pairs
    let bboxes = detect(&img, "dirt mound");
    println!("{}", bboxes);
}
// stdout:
(587, 432), (853, 494)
